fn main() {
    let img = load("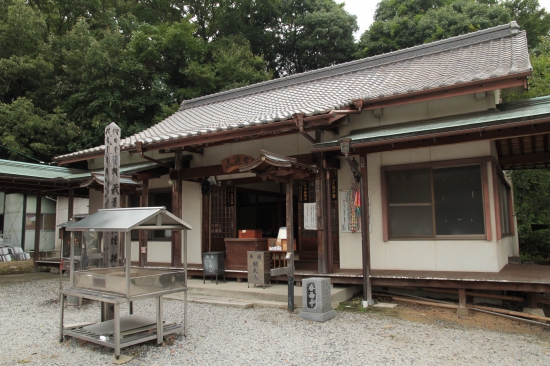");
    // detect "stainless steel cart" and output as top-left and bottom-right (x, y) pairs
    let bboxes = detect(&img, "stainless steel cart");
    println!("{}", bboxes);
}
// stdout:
(59, 207), (191, 360)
